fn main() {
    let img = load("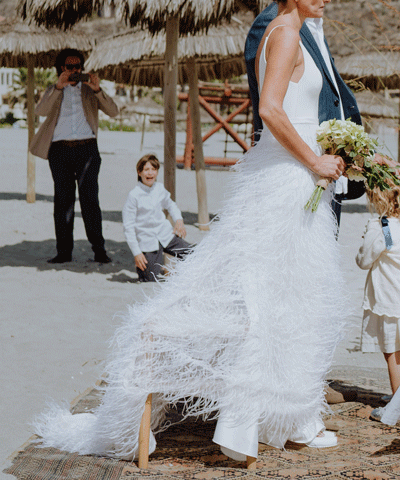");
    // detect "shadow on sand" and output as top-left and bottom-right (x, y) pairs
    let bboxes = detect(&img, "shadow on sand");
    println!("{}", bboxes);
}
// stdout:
(0, 239), (140, 282)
